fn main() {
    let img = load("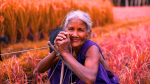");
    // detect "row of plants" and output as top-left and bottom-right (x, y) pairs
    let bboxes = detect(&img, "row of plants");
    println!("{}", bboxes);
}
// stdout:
(0, 0), (113, 44)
